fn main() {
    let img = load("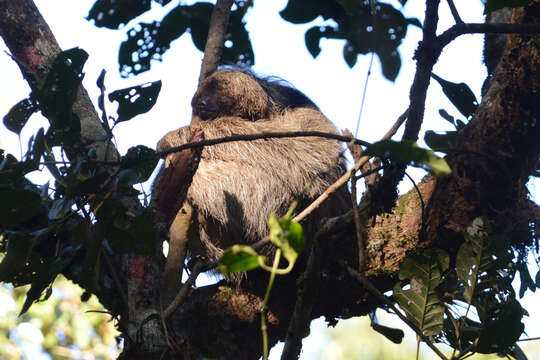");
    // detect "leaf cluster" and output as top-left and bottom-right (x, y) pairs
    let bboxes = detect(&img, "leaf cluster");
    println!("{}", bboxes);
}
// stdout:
(1, 48), (162, 315)
(391, 218), (537, 359)
(281, 0), (420, 81)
